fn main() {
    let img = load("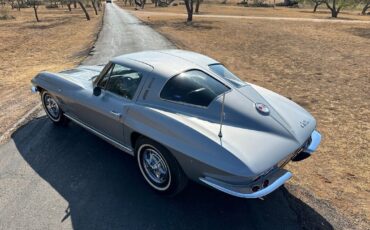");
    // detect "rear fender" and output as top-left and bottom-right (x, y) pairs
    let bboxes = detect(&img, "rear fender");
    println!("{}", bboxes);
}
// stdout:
(124, 105), (251, 180)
